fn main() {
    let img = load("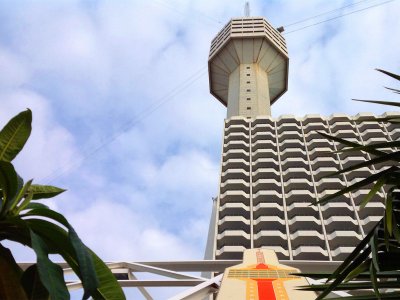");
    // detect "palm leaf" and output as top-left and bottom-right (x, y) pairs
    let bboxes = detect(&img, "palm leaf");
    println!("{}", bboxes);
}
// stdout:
(352, 99), (400, 108)
(376, 68), (400, 81)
